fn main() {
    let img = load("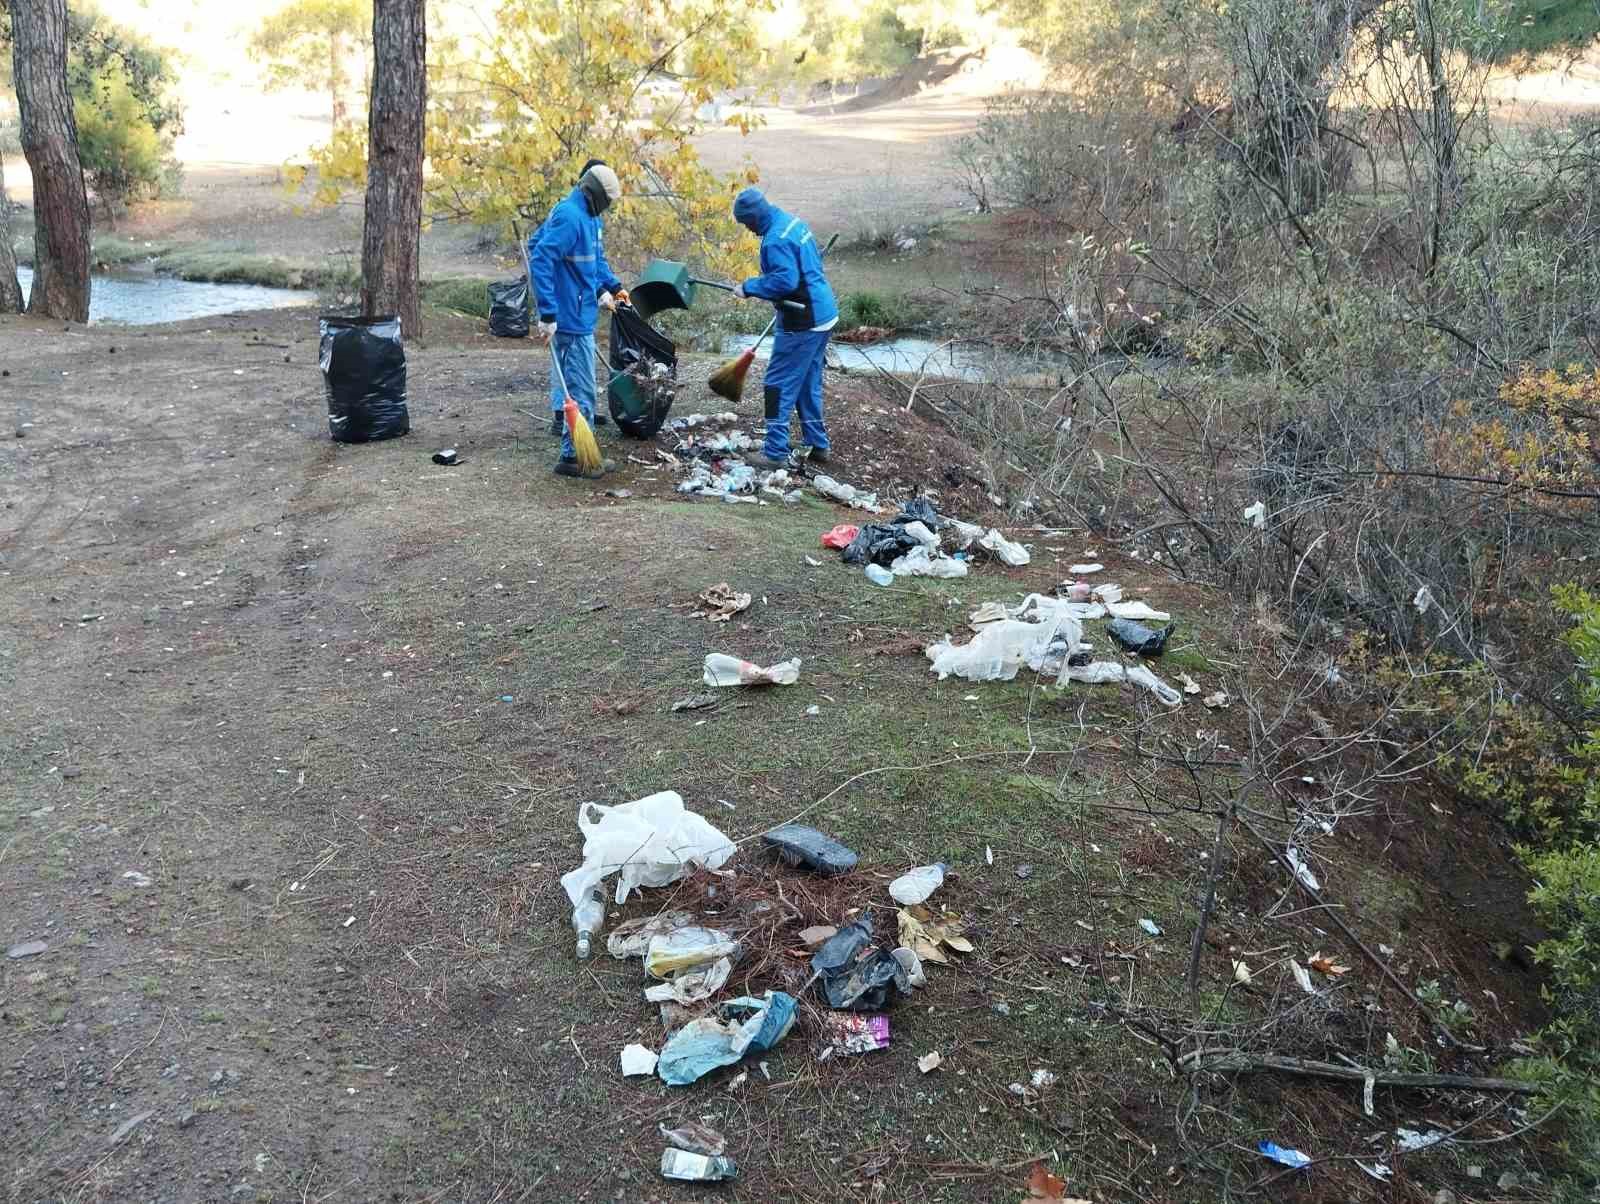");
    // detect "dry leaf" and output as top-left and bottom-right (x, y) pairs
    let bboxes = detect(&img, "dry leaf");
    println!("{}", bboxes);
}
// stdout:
(1025, 1163), (1068, 1199)
(1307, 952), (1350, 976)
